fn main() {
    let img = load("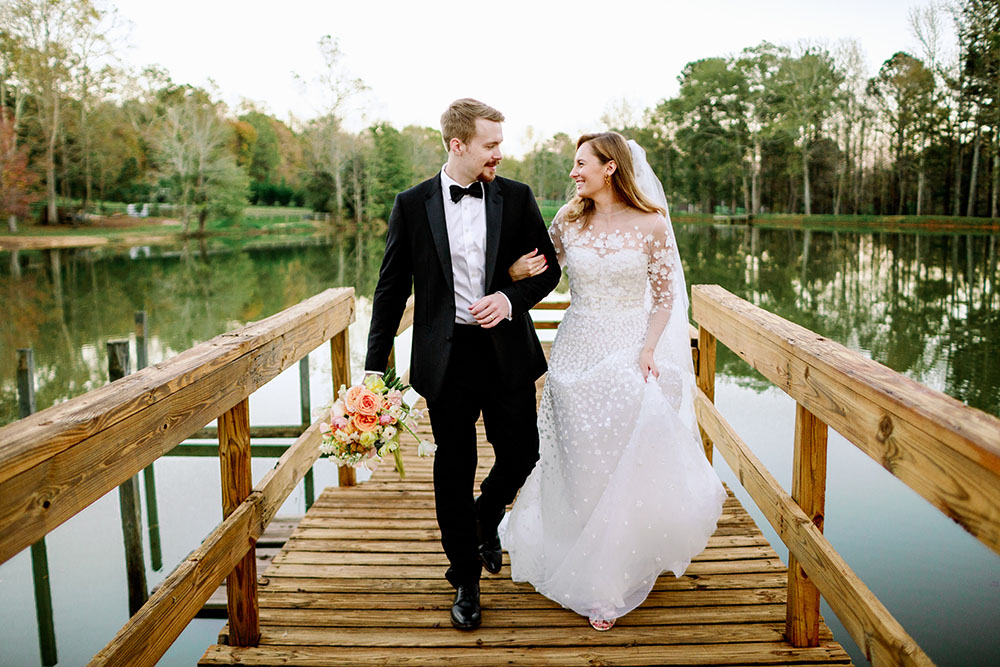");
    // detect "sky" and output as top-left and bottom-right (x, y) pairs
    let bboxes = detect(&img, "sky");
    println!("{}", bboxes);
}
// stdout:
(110, 0), (949, 158)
